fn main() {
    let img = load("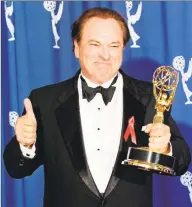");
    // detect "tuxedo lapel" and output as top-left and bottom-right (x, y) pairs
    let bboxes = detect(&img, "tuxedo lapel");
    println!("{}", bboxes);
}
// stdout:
(120, 71), (150, 148)
(104, 72), (148, 197)
(54, 74), (100, 198)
